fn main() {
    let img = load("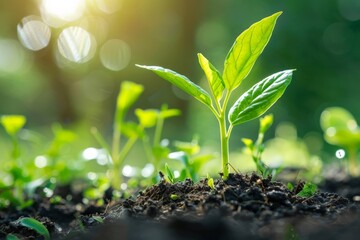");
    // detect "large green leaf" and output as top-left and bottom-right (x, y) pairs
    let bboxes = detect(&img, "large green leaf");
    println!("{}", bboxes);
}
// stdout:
(197, 53), (225, 101)
(229, 70), (293, 126)
(320, 107), (360, 147)
(223, 12), (282, 91)
(18, 217), (50, 240)
(136, 65), (213, 108)
(115, 81), (144, 126)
